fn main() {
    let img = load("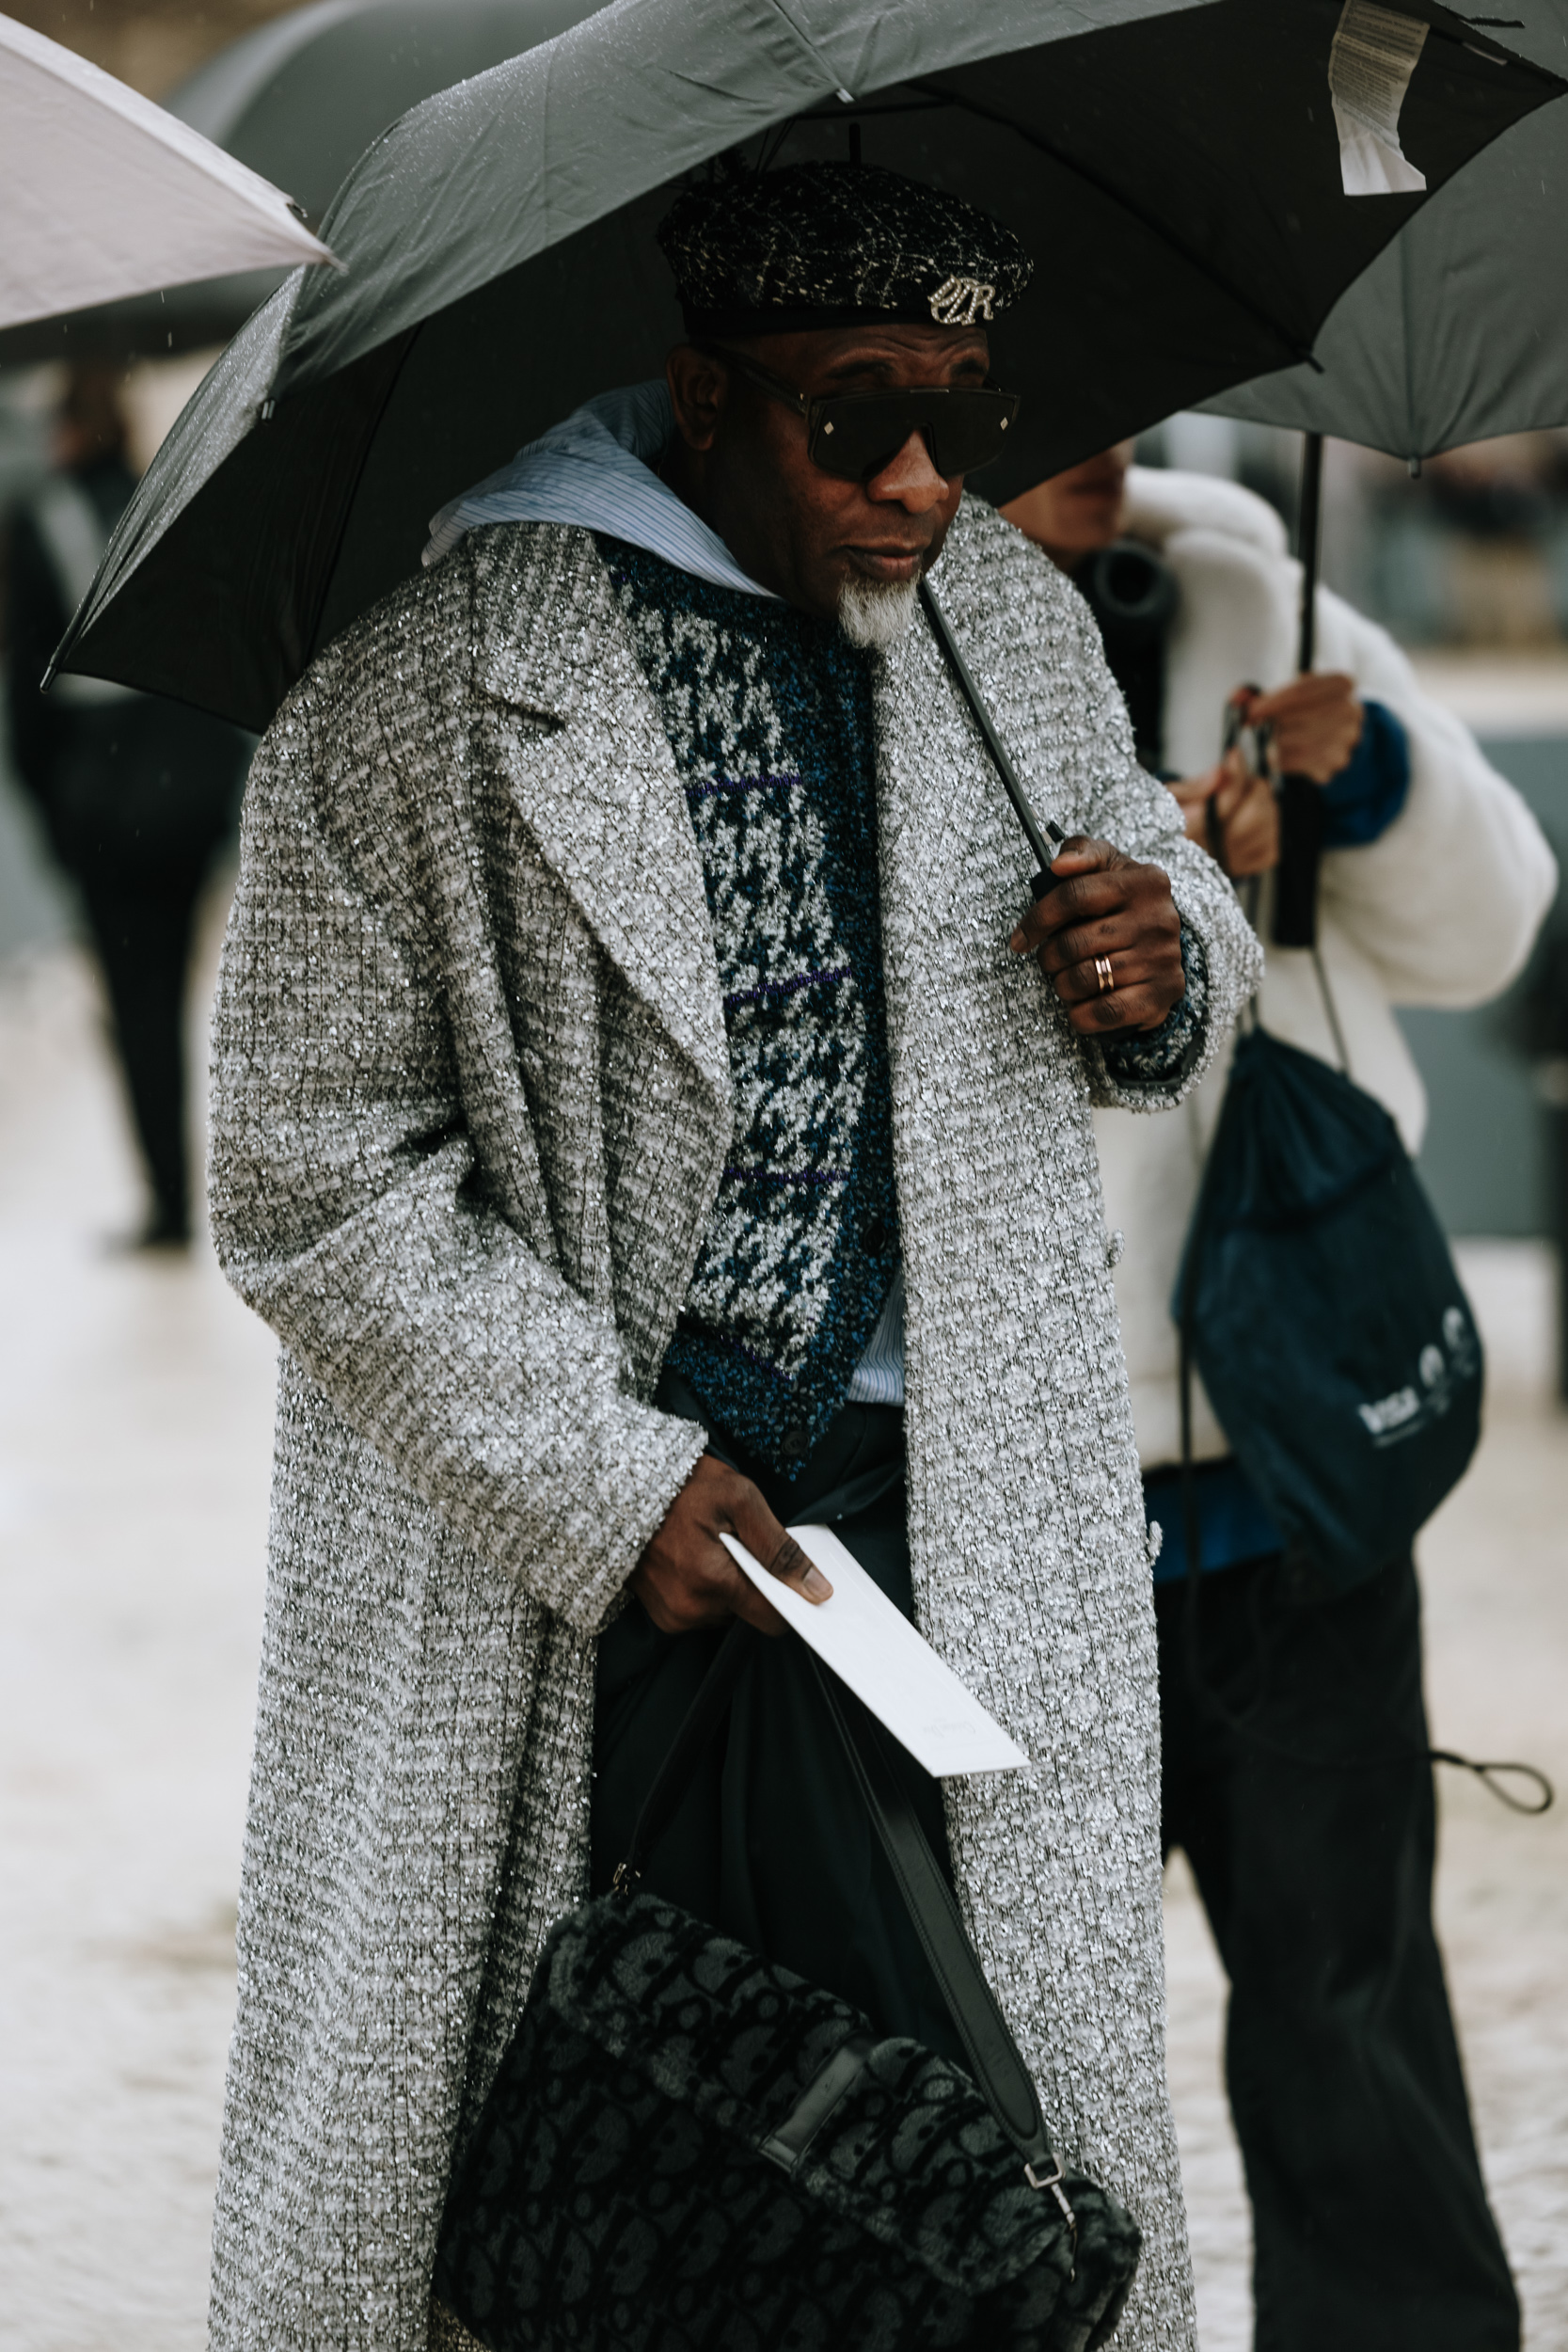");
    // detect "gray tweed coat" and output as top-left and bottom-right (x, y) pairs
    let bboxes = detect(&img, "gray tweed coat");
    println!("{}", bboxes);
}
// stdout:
(207, 496), (1259, 2352)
